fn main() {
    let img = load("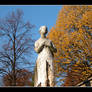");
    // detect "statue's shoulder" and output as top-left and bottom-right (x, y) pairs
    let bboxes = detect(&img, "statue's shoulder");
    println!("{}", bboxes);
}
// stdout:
(35, 38), (41, 43)
(35, 38), (41, 46)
